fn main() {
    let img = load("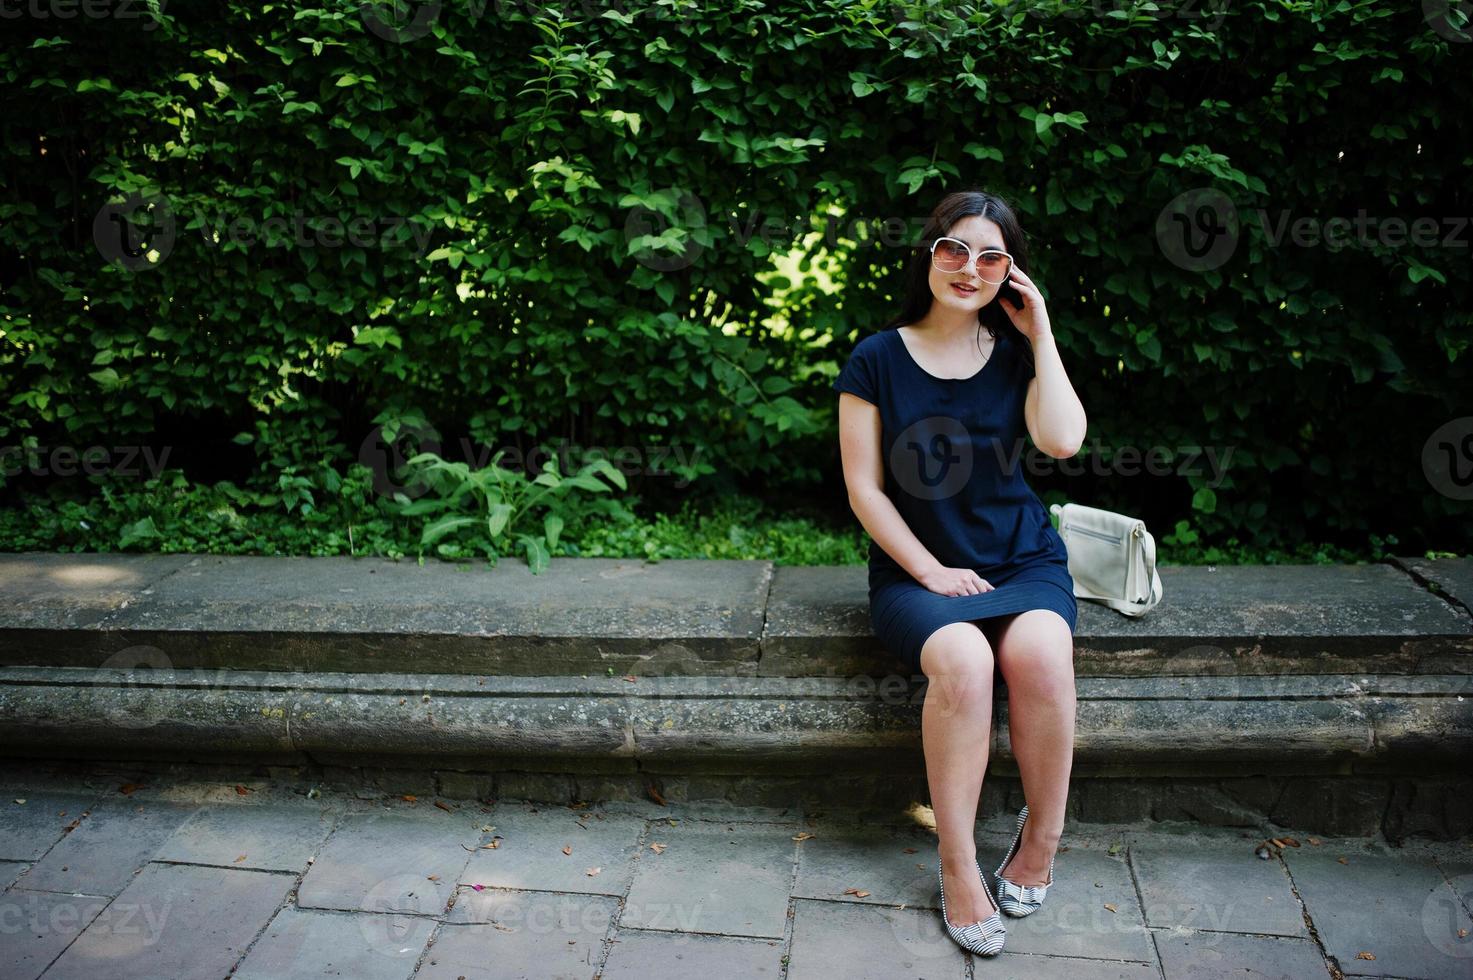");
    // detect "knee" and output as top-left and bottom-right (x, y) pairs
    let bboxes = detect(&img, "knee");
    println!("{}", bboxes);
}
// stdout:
(919, 624), (995, 710)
